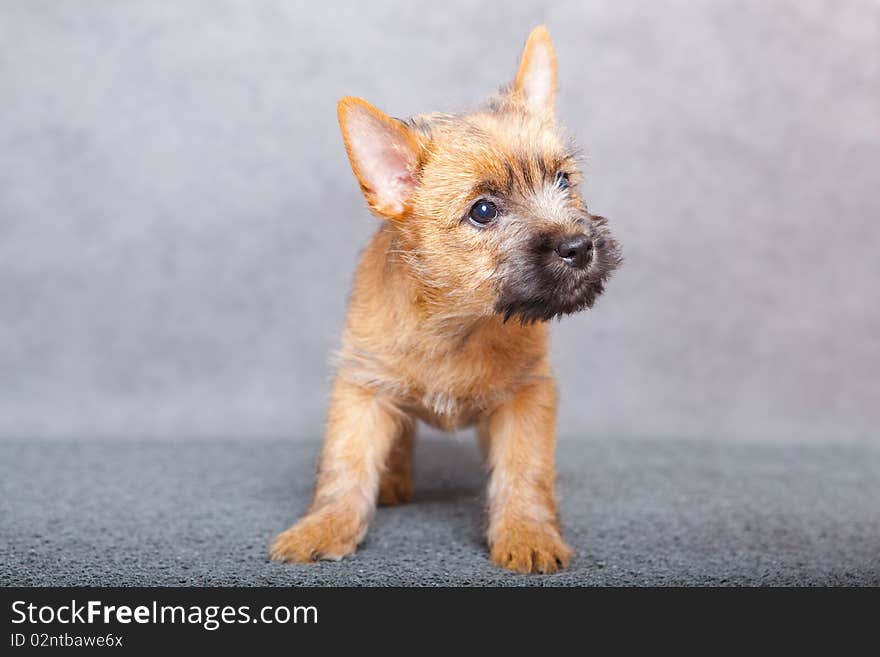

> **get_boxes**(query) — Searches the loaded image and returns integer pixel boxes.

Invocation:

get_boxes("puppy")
[270,26,621,574]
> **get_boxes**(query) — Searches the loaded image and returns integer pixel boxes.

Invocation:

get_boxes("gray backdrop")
[1,0,878,443]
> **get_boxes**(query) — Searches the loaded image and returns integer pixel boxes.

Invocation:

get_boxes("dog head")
[337,26,621,323]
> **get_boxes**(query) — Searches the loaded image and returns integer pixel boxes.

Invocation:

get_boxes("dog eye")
[468,200,498,225]
[555,172,571,190]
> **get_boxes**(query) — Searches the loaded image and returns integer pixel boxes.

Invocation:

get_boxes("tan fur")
[270,26,616,574]
[378,419,415,506]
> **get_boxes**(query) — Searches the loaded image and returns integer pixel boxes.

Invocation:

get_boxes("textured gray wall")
[1,1,878,442]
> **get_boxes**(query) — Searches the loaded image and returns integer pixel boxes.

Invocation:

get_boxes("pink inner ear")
[348,114,417,214]
[381,145,415,185]
[521,43,554,111]
[390,170,416,194]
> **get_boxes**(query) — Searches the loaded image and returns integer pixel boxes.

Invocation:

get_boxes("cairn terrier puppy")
[270,26,621,573]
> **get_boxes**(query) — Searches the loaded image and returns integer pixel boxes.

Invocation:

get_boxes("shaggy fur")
[270,26,621,574]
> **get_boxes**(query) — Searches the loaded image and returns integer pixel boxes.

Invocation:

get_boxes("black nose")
[555,234,593,268]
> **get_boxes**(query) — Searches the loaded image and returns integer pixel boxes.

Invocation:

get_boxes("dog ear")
[337,97,421,219]
[511,25,557,115]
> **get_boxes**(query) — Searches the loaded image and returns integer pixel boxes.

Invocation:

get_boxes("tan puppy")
[270,26,621,574]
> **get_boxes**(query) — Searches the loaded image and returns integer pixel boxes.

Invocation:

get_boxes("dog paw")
[490,522,572,574]
[378,473,413,506]
[269,511,359,563]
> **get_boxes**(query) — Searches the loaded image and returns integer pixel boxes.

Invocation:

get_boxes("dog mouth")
[495,220,622,324]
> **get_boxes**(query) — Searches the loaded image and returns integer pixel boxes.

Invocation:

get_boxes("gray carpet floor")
[2,437,879,586]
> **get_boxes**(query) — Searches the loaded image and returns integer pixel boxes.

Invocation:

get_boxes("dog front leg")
[378,420,415,506]
[270,377,407,562]
[484,372,572,574]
